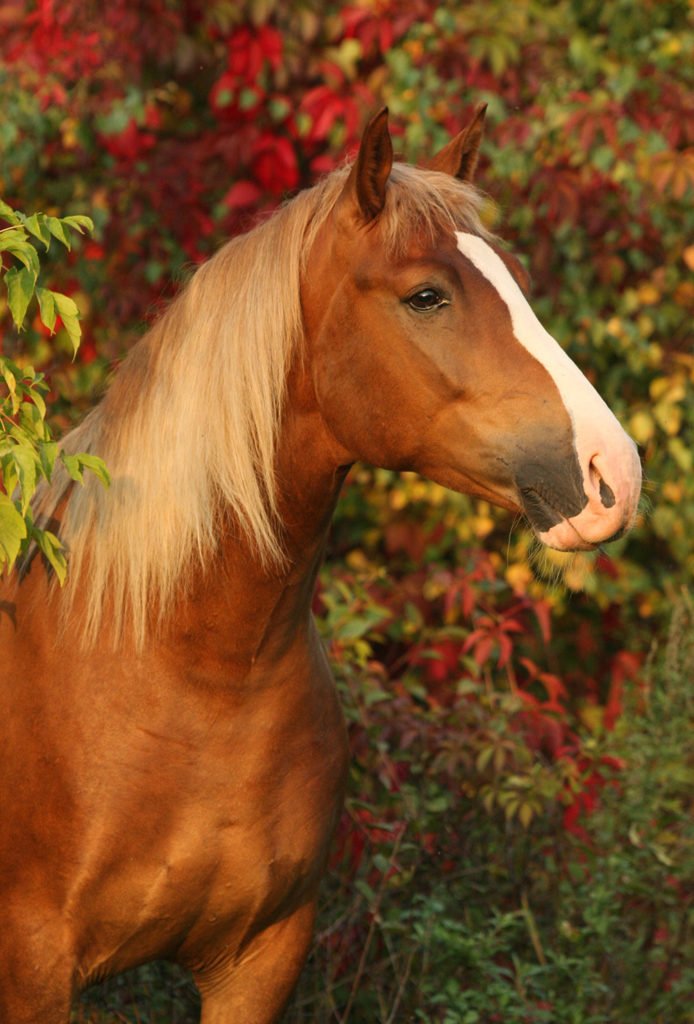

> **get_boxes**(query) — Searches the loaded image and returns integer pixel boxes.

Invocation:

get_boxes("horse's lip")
[519,484,565,535]
[541,519,597,552]
[520,487,601,551]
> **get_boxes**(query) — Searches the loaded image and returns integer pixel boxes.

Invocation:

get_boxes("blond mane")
[33,161,489,647]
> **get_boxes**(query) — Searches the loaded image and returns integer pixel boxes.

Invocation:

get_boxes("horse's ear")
[342,107,393,222]
[425,104,487,182]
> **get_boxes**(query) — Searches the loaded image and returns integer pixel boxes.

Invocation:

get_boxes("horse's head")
[303,108,641,551]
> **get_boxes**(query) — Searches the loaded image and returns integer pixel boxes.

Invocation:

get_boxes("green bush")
[281,591,694,1023]
[0,199,108,577]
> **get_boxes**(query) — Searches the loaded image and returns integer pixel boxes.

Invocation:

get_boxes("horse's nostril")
[588,456,616,509]
[598,477,615,508]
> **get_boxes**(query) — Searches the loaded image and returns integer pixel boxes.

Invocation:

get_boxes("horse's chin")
[537,519,598,552]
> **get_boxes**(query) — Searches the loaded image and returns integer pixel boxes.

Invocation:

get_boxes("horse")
[0,106,641,1023]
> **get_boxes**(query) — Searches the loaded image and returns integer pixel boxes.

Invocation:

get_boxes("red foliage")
[226,24,283,81]
[562,754,625,841]
[251,134,299,194]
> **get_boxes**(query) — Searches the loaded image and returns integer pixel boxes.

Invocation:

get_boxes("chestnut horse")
[0,108,640,1023]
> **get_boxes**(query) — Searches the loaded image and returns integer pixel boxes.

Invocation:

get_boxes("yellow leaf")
[606,316,625,338]
[654,402,682,436]
[659,35,681,56]
[346,549,370,571]
[674,280,694,307]
[471,514,495,538]
[649,376,672,400]
[628,824,642,847]
[518,802,534,829]
[506,562,532,594]
[662,480,683,503]
[630,405,659,442]
[579,703,604,735]
[636,313,654,337]
[653,845,675,867]
[564,554,592,592]
[637,282,660,305]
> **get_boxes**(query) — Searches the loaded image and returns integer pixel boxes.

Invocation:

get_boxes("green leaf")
[0,227,29,251]
[75,453,110,488]
[18,400,47,438]
[61,214,94,235]
[32,392,47,420]
[60,450,110,488]
[4,265,36,329]
[36,286,57,333]
[372,853,393,874]
[1,235,40,279]
[1,360,16,397]
[46,216,71,250]
[61,315,81,356]
[52,292,79,319]
[10,445,37,514]
[0,493,27,568]
[31,526,67,585]
[18,212,51,248]
[476,745,496,773]
[0,452,19,499]
[354,879,375,902]
[0,199,20,225]
[60,451,85,483]
[37,439,58,480]
[52,292,81,355]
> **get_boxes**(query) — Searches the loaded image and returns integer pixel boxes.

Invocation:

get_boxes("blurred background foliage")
[1,0,694,1020]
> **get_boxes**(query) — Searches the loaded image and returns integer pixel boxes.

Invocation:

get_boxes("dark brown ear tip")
[347,105,393,221]
[370,107,390,129]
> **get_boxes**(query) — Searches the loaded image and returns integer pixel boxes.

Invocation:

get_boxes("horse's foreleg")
[191,899,317,1024]
[0,918,74,1024]
[0,985,72,1024]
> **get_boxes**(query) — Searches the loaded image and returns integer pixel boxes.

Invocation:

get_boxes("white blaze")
[454,231,618,437]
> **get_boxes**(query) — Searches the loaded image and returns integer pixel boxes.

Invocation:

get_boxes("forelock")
[378,163,491,257]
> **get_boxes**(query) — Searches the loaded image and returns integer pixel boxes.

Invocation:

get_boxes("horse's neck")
[164,367,346,682]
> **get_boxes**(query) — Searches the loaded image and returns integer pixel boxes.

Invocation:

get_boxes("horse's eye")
[407,288,447,312]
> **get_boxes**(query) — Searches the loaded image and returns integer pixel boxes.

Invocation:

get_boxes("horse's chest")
[195,686,349,911]
[76,647,348,977]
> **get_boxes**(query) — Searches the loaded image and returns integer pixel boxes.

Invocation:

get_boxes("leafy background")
[1,0,694,1020]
